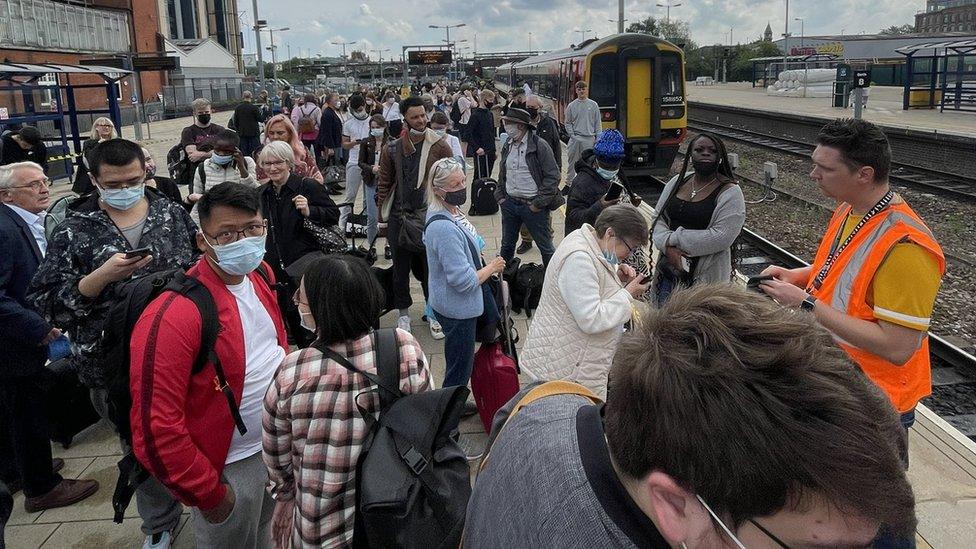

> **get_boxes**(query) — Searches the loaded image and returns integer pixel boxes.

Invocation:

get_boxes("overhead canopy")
[0,62,130,82]
[896,39,976,56]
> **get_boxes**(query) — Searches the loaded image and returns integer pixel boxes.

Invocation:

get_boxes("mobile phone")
[605,182,624,201]
[746,274,774,290]
[124,246,152,259]
[48,335,71,362]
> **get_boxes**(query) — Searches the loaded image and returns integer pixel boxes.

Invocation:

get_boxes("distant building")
[764,23,774,42]
[915,0,976,32]
[159,0,245,72]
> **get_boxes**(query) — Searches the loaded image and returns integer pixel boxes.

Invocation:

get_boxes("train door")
[626,58,653,138]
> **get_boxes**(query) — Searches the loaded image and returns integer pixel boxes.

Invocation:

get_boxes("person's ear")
[644,471,697,546]
[196,231,209,254]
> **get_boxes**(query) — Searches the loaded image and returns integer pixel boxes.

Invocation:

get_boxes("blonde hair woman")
[254,114,323,184]
[423,157,506,388]
[71,117,117,194]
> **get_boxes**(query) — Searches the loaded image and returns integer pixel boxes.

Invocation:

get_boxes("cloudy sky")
[241,0,923,61]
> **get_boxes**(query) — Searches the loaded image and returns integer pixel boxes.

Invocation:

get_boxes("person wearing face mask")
[141,147,184,205]
[519,204,649,398]
[27,139,198,549]
[128,182,288,548]
[456,86,476,156]
[71,117,117,194]
[339,95,376,234]
[376,96,454,338]
[429,112,464,169]
[381,93,403,138]
[650,132,745,306]
[466,90,498,180]
[424,158,506,389]
[494,107,563,267]
[513,94,563,254]
[254,115,324,184]
[263,254,431,547]
[565,130,627,236]
[189,129,258,226]
[356,114,389,255]
[180,98,226,184]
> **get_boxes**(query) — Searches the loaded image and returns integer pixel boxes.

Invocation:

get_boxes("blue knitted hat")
[593,129,625,162]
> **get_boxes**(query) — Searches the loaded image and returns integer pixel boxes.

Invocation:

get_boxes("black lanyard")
[810,190,893,291]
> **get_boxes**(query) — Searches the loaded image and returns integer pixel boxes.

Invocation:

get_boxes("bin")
[908,89,943,107]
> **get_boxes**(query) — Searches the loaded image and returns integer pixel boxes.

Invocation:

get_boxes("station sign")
[130,56,179,72]
[408,50,453,66]
[852,70,871,89]
[790,42,845,57]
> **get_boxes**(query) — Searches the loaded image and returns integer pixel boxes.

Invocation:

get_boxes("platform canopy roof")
[896,39,976,56]
[0,62,131,77]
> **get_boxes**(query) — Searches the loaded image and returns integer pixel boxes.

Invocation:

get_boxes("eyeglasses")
[94,123,113,128]
[9,178,51,191]
[697,495,792,549]
[262,160,287,167]
[204,221,267,246]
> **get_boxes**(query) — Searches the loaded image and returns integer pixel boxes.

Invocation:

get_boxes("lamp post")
[251,11,265,90]
[429,23,466,50]
[370,48,390,82]
[794,17,804,47]
[782,0,790,75]
[576,28,592,43]
[332,40,358,89]
[528,32,533,51]
[656,1,682,24]
[608,18,627,33]
[262,26,289,82]
[444,39,468,80]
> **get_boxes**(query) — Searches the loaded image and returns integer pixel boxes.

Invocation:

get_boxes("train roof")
[513,33,681,67]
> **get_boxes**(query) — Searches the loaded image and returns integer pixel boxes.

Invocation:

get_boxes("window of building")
[38,73,56,107]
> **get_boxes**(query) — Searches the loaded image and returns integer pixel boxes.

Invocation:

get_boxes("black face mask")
[145,165,157,178]
[692,159,719,177]
[197,113,211,125]
[444,189,467,206]
[525,107,539,119]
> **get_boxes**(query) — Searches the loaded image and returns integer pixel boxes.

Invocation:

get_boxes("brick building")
[915,0,976,33]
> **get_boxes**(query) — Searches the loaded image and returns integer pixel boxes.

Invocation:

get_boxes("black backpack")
[316,328,471,549]
[505,259,545,317]
[166,143,192,187]
[468,156,499,216]
[103,266,270,523]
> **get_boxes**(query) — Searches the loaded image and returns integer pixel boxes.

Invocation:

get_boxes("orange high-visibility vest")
[807,197,945,413]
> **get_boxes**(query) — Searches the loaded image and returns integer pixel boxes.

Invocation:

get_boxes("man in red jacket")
[129,182,287,548]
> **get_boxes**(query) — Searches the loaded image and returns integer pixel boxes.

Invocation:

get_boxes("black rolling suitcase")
[44,358,100,449]
[469,154,499,216]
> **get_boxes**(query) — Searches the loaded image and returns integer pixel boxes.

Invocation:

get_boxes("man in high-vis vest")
[760,118,945,446]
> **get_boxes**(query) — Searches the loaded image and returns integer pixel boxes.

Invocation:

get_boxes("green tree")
[878,24,916,35]
[730,40,783,82]
[627,16,695,49]
[627,16,660,36]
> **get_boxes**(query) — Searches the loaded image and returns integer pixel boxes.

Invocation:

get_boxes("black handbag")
[303,218,348,255]
[397,208,427,253]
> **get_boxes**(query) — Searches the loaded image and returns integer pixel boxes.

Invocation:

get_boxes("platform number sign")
[853,71,871,89]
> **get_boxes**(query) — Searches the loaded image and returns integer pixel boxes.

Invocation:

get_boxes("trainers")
[143,531,172,549]
[429,318,445,340]
[397,315,412,333]
[516,240,533,255]
[24,478,99,513]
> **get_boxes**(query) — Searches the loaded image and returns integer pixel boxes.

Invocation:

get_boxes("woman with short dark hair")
[520,204,650,399]
[262,254,431,547]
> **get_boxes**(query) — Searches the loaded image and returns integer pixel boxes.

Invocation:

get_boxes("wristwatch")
[800,294,817,312]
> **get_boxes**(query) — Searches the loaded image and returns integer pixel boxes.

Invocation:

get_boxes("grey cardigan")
[651,172,746,285]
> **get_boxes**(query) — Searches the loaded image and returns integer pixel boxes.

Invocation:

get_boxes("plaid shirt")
[262,328,431,547]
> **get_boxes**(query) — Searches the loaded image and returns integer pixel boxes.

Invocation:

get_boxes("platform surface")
[7,110,975,548]
[689,81,976,137]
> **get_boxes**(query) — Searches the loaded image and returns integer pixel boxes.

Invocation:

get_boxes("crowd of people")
[0,74,946,549]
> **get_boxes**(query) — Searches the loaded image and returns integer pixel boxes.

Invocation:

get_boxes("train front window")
[660,55,683,98]
[589,54,617,107]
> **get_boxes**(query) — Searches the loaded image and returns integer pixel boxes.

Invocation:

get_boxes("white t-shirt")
[382,101,402,121]
[343,115,372,165]
[224,276,286,464]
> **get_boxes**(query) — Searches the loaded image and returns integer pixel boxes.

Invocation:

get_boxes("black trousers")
[0,372,61,498]
[387,214,429,311]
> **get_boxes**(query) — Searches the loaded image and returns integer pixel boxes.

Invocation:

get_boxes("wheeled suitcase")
[468,155,499,216]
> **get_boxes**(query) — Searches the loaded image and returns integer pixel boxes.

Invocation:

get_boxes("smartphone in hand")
[746,274,774,291]
[124,246,152,260]
[604,182,624,201]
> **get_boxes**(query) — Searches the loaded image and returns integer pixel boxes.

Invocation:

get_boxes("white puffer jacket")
[521,225,634,399]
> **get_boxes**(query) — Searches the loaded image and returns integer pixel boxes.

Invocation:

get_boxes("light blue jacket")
[424,211,484,320]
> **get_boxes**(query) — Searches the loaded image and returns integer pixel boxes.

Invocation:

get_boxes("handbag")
[396,207,427,253]
[303,218,347,255]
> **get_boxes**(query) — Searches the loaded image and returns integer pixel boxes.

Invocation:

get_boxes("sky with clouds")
[241,0,924,61]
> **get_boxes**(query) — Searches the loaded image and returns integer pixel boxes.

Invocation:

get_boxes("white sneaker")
[429,318,445,340]
[143,531,172,549]
[397,315,412,333]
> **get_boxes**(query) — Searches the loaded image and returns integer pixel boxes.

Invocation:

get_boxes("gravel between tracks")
[679,134,976,345]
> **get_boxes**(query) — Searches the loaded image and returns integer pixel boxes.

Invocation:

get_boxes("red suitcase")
[471,342,520,433]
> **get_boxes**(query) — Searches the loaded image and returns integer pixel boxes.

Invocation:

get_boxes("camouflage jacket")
[28,189,199,388]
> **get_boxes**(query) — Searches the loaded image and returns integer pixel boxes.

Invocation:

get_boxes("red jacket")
[129,258,287,510]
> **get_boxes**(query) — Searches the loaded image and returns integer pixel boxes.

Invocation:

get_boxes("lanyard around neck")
[810,190,894,291]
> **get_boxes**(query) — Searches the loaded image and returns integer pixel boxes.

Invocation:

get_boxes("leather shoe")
[4,458,66,495]
[25,478,99,513]
[516,241,533,255]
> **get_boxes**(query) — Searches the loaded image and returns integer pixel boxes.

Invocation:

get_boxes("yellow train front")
[495,33,687,179]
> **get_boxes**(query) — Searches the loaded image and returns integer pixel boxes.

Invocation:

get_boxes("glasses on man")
[9,178,51,191]
[206,221,268,246]
[697,494,794,549]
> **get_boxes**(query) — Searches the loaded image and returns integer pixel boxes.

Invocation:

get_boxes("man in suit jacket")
[0,161,98,512]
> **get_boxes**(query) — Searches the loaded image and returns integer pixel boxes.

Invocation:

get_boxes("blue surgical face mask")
[433,128,447,138]
[211,153,234,166]
[602,236,620,265]
[370,128,385,137]
[209,235,267,276]
[98,184,144,211]
[596,166,618,180]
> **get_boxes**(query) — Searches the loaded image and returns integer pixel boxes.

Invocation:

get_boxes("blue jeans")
[499,199,555,266]
[364,183,379,246]
[433,310,477,388]
[872,409,917,549]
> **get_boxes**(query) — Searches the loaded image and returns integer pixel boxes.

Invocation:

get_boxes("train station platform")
[688,82,976,138]
[7,110,976,548]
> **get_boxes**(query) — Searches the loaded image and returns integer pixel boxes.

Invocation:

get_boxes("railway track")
[735,228,976,441]
[687,119,976,201]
